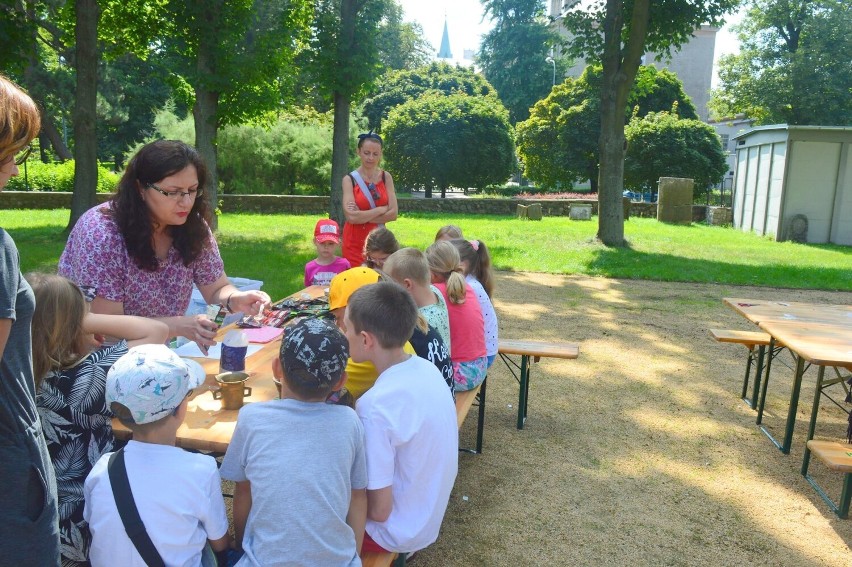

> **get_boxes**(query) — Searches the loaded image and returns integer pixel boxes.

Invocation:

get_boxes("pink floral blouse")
[58,203,224,318]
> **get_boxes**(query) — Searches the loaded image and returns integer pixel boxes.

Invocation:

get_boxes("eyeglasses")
[367,253,389,267]
[13,145,32,166]
[367,182,380,201]
[146,183,203,200]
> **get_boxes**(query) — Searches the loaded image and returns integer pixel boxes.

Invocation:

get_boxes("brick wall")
[0,191,720,222]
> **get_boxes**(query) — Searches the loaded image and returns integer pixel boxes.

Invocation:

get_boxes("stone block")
[527,203,543,220]
[657,177,694,224]
[707,206,732,226]
[517,204,528,219]
[570,204,592,220]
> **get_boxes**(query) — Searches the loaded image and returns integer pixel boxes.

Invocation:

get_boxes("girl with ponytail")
[425,241,488,392]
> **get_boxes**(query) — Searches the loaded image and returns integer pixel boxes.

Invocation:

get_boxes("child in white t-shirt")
[83,344,230,567]
[305,218,350,287]
[346,282,458,555]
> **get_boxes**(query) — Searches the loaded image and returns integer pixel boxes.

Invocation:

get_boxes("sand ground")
[421,271,852,566]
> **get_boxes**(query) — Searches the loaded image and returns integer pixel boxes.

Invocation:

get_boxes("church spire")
[437,15,452,59]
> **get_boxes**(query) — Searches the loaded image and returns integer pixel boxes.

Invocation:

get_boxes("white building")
[549,1,718,120]
[731,125,852,244]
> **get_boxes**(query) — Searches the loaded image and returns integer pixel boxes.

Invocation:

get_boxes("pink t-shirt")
[304,256,350,287]
[58,203,224,318]
[434,281,486,363]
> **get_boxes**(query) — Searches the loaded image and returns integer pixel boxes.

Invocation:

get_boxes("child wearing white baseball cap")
[83,344,231,567]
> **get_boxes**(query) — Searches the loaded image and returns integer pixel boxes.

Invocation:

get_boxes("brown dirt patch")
[422,272,852,566]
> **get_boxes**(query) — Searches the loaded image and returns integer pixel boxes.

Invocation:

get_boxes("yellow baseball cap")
[328,267,381,310]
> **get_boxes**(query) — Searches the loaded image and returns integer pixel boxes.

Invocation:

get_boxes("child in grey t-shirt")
[220,317,367,566]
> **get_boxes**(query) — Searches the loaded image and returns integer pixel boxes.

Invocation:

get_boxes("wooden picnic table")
[722,297,852,455]
[112,285,326,453]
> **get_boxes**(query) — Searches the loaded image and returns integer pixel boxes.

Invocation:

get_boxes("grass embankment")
[2,209,850,300]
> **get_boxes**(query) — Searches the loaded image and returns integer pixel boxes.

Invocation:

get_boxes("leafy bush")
[384,92,515,196]
[6,160,119,193]
[130,104,344,195]
[218,114,334,195]
[624,109,727,193]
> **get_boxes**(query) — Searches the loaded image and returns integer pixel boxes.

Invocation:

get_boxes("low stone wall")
[0,191,724,223]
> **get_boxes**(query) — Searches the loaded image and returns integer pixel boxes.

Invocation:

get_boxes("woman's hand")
[228,290,271,316]
[178,314,219,354]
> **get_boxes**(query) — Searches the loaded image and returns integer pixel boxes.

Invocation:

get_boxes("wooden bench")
[497,339,579,429]
[361,551,406,567]
[802,440,852,518]
[359,381,488,567]
[710,329,774,410]
[455,379,486,454]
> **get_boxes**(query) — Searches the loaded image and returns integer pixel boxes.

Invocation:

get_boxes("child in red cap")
[305,219,351,287]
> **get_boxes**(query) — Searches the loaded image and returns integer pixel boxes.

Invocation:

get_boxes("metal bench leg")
[475,376,486,454]
[517,355,530,429]
[756,338,776,425]
[801,366,826,475]
[741,346,755,400]
[746,345,766,409]
[839,474,852,519]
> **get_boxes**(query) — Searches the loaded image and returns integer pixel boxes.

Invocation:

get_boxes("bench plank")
[360,552,397,567]
[710,328,772,346]
[807,440,852,473]
[455,384,481,429]
[497,339,579,360]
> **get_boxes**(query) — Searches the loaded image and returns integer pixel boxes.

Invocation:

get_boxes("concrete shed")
[731,125,852,245]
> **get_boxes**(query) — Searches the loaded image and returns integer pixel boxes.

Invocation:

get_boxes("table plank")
[724,297,852,326]
[758,319,852,367]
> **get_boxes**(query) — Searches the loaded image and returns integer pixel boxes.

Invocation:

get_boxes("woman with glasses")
[59,140,270,353]
[0,74,62,566]
[341,131,398,267]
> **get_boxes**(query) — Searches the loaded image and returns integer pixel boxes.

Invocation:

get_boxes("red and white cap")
[314,219,341,244]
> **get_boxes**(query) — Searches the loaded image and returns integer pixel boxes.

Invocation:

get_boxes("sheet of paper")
[173,342,263,360]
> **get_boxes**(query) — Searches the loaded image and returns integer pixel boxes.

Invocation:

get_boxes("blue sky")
[396,0,744,88]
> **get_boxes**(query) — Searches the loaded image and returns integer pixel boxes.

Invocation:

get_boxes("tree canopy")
[361,62,497,132]
[517,65,698,191]
[624,108,727,193]
[383,92,514,198]
[476,0,566,123]
[710,0,852,126]
[562,0,737,246]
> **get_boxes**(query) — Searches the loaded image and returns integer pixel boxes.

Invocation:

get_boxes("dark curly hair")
[107,140,213,271]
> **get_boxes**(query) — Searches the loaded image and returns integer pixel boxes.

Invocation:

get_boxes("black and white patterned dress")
[36,340,128,567]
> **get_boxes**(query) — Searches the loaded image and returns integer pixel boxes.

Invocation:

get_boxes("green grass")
[2,209,850,300]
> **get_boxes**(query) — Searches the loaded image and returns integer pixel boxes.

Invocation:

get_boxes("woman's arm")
[197,274,270,317]
[232,480,252,549]
[83,313,169,347]
[348,488,367,554]
[369,172,398,225]
[90,295,218,350]
[0,319,11,364]
[342,175,389,225]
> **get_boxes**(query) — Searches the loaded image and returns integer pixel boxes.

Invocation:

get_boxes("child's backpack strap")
[350,170,378,210]
[108,449,166,567]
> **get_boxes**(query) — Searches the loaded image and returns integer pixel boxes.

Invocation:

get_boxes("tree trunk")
[193,0,221,230]
[596,0,650,246]
[193,89,219,228]
[329,0,358,228]
[41,115,73,161]
[67,0,99,232]
[330,90,349,227]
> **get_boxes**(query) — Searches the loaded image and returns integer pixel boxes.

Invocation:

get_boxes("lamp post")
[545,56,556,87]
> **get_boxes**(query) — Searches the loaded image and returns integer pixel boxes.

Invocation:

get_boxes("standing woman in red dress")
[341,132,398,267]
